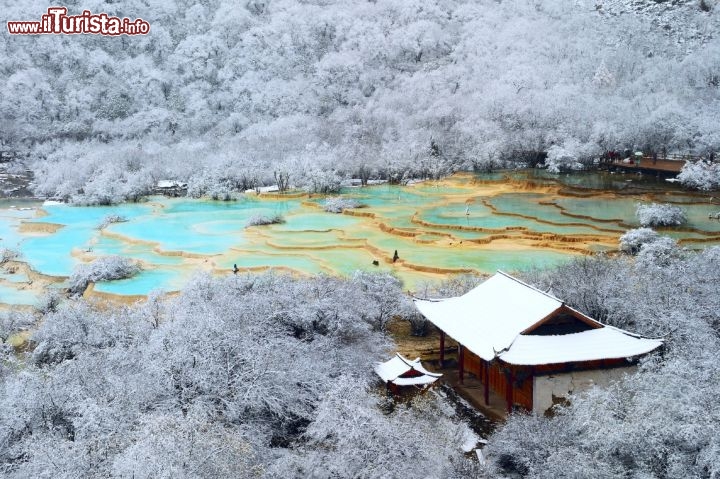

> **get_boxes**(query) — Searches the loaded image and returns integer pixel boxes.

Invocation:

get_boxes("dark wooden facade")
[439,305,634,413]
[459,350,629,413]
[462,349,533,412]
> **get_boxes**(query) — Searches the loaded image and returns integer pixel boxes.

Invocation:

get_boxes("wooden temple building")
[414,271,662,414]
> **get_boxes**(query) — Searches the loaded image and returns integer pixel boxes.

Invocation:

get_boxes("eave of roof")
[499,327,663,366]
[414,271,662,364]
[375,353,442,383]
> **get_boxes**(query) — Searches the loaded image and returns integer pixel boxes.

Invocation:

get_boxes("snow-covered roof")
[498,327,663,365]
[414,272,565,361]
[375,353,441,386]
[414,271,662,365]
[156,180,187,188]
[392,375,440,386]
[244,185,280,194]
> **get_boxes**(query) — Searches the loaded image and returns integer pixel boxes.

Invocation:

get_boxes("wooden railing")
[600,155,694,174]
[0,151,23,161]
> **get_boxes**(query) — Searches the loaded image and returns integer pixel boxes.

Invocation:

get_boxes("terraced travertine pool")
[1,170,719,306]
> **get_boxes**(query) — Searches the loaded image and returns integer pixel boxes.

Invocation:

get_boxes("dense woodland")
[0,272,480,477]
[1,0,719,202]
[2,238,720,477]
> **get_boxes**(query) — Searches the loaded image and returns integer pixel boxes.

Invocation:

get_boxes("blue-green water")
[0,283,39,306]
[1,171,718,305]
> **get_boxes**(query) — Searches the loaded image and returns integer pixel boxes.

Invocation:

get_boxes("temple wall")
[532,366,637,414]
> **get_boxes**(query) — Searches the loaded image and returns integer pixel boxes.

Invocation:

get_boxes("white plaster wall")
[532,366,636,414]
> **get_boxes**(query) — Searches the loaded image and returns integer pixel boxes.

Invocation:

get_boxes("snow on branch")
[0,248,21,264]
[636,203,687,227]
[245,214,285,226]
[97,214,128,230]
[619,227,661,254]
[677,161,720,191]
[323,197,364,213]
[68,256,141,295]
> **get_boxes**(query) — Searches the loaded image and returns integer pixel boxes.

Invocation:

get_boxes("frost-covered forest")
[2,0,719,201]
[2,241,719,477]
[0,272,479,477]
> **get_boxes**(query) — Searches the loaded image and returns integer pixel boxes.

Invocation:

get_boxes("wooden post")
[506,368,513,414]
[483,360,490,406]
[458,345,464,385]
[439,330,445,368]
[529,366,535,412]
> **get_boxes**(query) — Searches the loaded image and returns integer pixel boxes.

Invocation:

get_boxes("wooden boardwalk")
[601,155,702,175]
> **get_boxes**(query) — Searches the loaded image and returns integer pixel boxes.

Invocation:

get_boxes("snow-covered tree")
[67,256,141,295]
[544,139,599,173]
[0,272,481,477]
[677,160,720,191]
[619,227,661,254]
[323,197,363,213]
[636,203,687,227]
[245,214,284,226]
[2,0,716,202]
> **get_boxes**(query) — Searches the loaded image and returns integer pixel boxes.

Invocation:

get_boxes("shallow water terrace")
[1,171,719,306]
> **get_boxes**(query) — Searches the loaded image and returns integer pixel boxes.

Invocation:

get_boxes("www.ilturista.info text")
[7,7,150,35]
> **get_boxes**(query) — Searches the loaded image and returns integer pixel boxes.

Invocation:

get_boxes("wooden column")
[458,345,464,385]
[439,330,445,367]
[529,366,535,412]
[483,360,490,406]
[505,368,513,414]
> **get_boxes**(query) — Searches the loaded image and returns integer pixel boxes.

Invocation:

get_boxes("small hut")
[154,180,188,197]
[375,353,442,392]
[414,271,662,414]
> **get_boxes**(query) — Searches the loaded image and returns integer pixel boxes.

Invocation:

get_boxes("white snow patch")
[156,180,187,189]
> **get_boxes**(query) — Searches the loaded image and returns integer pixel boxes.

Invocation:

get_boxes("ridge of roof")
[496,270,564,304]
[415,272,565,361]
[395,353,443,378]
[412,272,562,305]
[395,352,420,366]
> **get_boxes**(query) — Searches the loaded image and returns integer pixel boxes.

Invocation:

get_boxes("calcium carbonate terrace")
[1,170,719,307]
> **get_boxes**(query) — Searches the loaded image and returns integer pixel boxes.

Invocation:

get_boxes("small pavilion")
[414,271,662,414]
[375,353,442,392]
